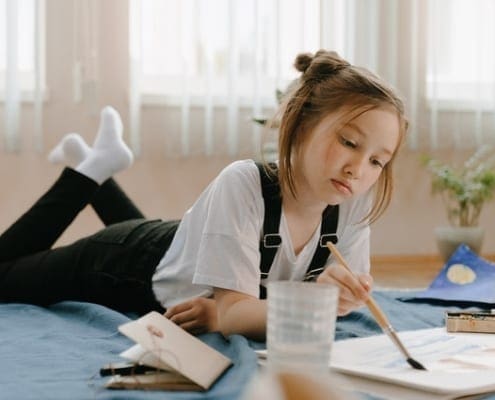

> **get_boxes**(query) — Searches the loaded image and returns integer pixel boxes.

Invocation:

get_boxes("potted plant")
[422,146,495,260]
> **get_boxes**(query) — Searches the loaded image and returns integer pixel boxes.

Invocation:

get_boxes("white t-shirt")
[152,159,371,308]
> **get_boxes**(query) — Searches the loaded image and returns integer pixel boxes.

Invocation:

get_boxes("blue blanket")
[1,292,493,400]
[0,302,257,400]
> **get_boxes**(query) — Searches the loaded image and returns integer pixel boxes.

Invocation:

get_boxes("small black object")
[99,362,158,377]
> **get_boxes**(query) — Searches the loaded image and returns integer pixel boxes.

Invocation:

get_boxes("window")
[132,0,321,106]
[0,0,43,99]
[427,0,495,109]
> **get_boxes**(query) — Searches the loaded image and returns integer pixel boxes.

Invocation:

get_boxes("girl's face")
[294,107,400,207]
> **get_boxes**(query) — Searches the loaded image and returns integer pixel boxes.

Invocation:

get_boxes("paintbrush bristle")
[407,357,427,370]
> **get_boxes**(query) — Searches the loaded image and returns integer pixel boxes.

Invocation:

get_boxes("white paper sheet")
[257,328,495,399]
[330,327,495,397]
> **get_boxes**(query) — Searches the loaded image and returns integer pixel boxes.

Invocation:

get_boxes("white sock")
[75,106,133,184]
[48,133,91,168]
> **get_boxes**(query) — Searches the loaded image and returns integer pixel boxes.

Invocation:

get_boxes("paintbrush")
[326,242,427,371]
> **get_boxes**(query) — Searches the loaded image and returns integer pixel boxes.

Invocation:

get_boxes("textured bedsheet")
[1,291,493,400]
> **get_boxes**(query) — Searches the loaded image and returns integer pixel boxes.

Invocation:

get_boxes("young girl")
[0,50,407,340]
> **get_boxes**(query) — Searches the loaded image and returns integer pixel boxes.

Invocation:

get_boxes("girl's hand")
[164,297,218,335]
[316,264,373,316]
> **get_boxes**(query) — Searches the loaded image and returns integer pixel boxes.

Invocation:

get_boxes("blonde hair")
[271,50,408,224]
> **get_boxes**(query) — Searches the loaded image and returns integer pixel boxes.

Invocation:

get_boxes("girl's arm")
[214,268,371,340]
[214,287,267,341]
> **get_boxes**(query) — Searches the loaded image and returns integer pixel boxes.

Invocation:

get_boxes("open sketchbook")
[330,327,495,400]
[105,311,232,391]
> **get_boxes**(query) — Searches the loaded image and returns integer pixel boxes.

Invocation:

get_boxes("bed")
[2,291,494,400]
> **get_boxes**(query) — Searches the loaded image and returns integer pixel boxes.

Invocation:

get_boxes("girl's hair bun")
[294,53,313,73]
[294,50,351,78]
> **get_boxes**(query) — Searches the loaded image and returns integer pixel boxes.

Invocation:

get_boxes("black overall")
[0,164,338,314]
[256,163,339,299]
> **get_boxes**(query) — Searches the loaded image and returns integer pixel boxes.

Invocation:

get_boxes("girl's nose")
[343,156,365,178]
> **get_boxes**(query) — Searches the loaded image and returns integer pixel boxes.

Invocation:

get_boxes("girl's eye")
[371,158,384,168]
[339,136,356,148]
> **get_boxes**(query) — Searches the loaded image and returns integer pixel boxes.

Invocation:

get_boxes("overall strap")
[256,162,282,280]
[255,162,339,299]
[302,205,339,282]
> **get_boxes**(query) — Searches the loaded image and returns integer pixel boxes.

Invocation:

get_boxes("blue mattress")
[1,291,493,400]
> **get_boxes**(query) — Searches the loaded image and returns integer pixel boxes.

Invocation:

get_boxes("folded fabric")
[400,244,495,306]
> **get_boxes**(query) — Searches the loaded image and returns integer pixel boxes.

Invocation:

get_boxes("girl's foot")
[48,133,91,168]
[75,106,134,184]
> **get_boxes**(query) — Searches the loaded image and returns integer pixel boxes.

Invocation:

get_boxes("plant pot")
[434,226,485,261]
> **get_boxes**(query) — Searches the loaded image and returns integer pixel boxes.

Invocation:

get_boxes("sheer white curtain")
[0,0,44,152]
[128,0,495,157]
[129,0,322,157]
[425,0,495,149]
[369,0,495,150]
[326,0,495,150]
[72,0,100,117]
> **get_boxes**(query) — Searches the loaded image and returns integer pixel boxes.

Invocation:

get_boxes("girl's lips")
[331,179,353,195]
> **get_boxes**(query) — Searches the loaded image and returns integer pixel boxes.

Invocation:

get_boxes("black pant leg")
[0,168,98,262]
[91,178,145,226]
[0,219,178,314]
[0,239,88,305]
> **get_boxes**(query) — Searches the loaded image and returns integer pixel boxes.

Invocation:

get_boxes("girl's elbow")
[217,316,234,338]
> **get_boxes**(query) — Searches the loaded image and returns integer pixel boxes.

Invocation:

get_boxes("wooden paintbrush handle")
[325,242,425,369]
[326,242,390,329]
[365,296,390,329]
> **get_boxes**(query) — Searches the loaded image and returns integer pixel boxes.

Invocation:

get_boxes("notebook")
[105,311,232,391]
